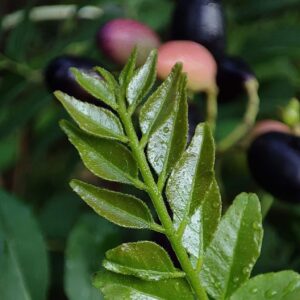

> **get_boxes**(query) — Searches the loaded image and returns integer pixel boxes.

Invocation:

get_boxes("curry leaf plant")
[56,50,300,300]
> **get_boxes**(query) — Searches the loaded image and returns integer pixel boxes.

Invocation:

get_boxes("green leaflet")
[55,91,127,142]
[139,63,182,139]
[103,241,185,281]
[60,120,138,185]
[166,123,215,227]
[126,50,157,107]
[181,179,221,261]
[230,271,300,300]
[65,214,121,300]
[119,48,137,89]
[166,123,220,260]
[93,271,194,300]
[70,180,155,229]
[95,66,119,92]
[71,68,117,109]
[200,193,263,300]
[0,190,49,300]
[147,76,188,181]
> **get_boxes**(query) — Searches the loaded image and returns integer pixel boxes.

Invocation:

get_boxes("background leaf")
[230,271,300,300]
[103,241,184,281]
[60,120,138,185]
[65,213,122,300]
[0,189,49,300]
[200,193,263,299]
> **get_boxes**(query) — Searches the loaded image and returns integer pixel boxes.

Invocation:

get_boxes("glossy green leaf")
[70,180,155,229]
[200,193,263,299]
[60,120,138,185]
[93,270,194,300]
[230,271,300,300]
[0,189,49,300]
[147,76,188,180]
[126,50,157,107]
[71,68,117,109]
[103,241,185,281]
[55,91,126,142]
[119,48,137,89]
[166,123,215,225]
[181,179,221,260]
[95,67,119,92]
[65,214,121,300]
[139,63,182,138]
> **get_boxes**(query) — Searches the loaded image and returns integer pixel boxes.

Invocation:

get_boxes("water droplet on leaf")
[252,221,262,230]
[265,289,278,298]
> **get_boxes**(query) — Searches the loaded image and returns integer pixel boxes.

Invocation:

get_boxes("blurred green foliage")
[0,0,300,299]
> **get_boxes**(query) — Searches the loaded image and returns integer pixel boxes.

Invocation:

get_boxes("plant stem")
[117,98,208,300]
[217,79,260,154]
[206,86,218,133]
[1,5,103,30]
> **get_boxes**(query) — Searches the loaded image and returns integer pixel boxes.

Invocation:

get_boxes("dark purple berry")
[217,56,255,102]
[171,0,226,58]
[44,55,100,101]
[247,131,300,203]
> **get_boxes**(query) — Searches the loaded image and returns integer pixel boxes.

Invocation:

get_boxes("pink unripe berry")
[250,120,291,141]
[97,18,161,66]
[157,41,217,92]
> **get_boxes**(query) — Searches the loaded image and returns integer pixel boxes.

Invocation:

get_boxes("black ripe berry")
[171,0,226,58]
[216,56,255,102]
[247,131,300,203]
[44,56,99,101]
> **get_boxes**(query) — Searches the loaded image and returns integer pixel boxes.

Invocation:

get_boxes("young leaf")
[166,123,215,228]
[65,214,121,300]
[200,193,263,299]
[55,91,127,142]
[139,63,182,139]
[181,179,221,260]
[71,68,117,109]
[147,76,188,181]
[119,48,137,89]
[103,241,185,281]
[60,120,138,185]
[0,190,49,300]
[70,180,155,229]
[230,271,300,300]
[95,66,119,92]
[126,50,157,107]
[93,271,194,300]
